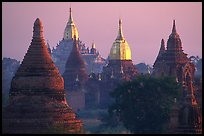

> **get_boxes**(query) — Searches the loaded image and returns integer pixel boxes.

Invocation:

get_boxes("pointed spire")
[33,18,44,38]
[172,20,177,34]
[68,6,74,23]
[153,39,166,67]
[116,18,124,40]
[157,38,166,58]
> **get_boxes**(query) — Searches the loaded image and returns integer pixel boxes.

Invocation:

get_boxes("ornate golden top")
[63,7,79,40]
[109,18,131,60]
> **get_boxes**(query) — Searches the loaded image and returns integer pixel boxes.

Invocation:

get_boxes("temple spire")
[116,18,124,40]
[33,18,44,38]
[172,20,177,34]
[157,38,166,57]
[68,6,73,23]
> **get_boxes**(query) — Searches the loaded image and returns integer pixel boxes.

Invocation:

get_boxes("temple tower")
[97,18,139,108]
[51,7,105,74]
[63,36,88,111]
[63,36,88,91]
[2,18,84,134]
[63,7,79,40]
[152,20,202,134]
[103,18,139,81]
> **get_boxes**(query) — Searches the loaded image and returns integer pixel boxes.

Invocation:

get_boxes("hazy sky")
[2,2,202,65]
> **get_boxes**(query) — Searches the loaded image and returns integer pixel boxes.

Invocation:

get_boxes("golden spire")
[63,6,79,40]
[116,18,124,40]
[109,18,131,60]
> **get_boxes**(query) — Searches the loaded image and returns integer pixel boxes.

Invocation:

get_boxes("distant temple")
[51,7,106,75]
[2,18,84,134]
[85,18,140,108]
[63,36,88,111]
[152,20,202,134]
[102,18,139,81]
[62,18,140,111]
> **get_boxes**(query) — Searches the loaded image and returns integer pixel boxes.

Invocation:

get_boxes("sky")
[2,2,202,65]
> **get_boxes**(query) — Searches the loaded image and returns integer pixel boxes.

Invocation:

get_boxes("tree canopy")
[108,75,182,134]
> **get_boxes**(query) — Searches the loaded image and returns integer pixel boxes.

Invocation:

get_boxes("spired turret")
[2,18,84,134]
[153,39,166,68]
[109,18,131,60]
[152,20,202,134]
[103,18,139,81]
[63,7,79,40]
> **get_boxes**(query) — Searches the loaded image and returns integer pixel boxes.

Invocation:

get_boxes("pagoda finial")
[116,18,124,40]
[172,19,177,34]
[33,18,44,38]
[69,5,73,23]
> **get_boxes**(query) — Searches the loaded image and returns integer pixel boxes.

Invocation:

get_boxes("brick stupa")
[63,36,88,91]
[2,18,84,134]
[62,36,88,111]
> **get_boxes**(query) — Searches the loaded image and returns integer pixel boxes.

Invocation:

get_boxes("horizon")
[2,2,202,66]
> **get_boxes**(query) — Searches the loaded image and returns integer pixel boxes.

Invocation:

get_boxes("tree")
[108,75,182,134]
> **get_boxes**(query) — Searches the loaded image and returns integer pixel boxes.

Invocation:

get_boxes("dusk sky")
[2,2,202,65]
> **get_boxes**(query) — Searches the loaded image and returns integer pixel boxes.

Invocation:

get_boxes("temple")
[63,35,88,111]
[85,18,140,108]
[152,20,202,134]
[51,7,106,75]
[2,18,84,134]
[102,18,139,81]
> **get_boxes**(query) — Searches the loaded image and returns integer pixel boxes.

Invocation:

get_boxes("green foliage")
[108,75,182,134]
